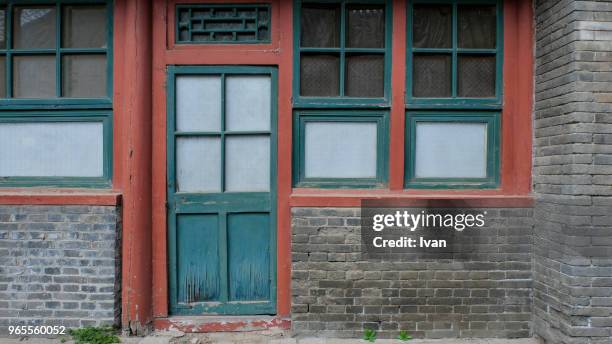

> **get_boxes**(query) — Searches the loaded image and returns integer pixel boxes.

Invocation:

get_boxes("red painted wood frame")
[150,0,534,328]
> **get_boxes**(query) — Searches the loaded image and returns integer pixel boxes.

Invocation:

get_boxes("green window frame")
[404,112,499,189]
[175,3,271,44]
[0,0,113,187]
[293,0,392,107]
[293,111,389,188]
[0,0,113,108]
[406,0,503,109]
[0,111,113,188]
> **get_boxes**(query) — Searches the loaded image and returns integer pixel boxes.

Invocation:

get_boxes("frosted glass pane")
[305,122,377,178]
[176,76,222,132]
[225,136,270,192]
[415,122,487,178]
[226,75,271,132]
[0,122,103,177]
[176,137,221,192]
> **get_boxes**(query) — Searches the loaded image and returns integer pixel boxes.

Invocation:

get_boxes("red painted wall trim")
[276,0,293,318]
[290,193,533,208]
[499,0,533,195]
[389,0,407,190]
[115,0,153,334]
[0,189,121,206]
[151,0,169,319]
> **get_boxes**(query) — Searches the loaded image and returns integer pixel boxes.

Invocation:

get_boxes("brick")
[0,205,120,328]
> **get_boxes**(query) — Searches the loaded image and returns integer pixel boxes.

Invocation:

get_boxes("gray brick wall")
[0,205,121,332]
[534,0,612,343]
[291,207,534,339]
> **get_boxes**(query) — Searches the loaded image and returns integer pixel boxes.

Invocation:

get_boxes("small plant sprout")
[363,328,377,342]
[398,330,413,341]
[68,326,120,344]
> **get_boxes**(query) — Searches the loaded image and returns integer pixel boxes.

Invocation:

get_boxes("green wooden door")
[167,66,277,315]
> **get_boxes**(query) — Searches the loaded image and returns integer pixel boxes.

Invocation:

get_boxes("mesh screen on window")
[299,2,386,99]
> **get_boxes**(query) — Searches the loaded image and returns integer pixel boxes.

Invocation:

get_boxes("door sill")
[153,315,290,332]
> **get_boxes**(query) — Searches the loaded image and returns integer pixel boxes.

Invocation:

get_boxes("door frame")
[166,65,278,315]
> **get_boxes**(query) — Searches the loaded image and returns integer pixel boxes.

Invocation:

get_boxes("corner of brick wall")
[0,205,121,332]
[534,0,612,342]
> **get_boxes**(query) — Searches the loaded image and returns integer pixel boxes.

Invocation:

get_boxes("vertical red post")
[389,0,407,190]
[114,0,153,334]
[276,0,293,317]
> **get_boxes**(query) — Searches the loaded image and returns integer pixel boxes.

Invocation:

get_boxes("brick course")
[0,205,121,331]
[291,207,534,339]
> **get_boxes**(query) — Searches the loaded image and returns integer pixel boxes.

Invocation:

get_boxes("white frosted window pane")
[415,122,487,178]
[226,75,271,132]
[176,76,222,132]
[225,136,270,192]
[176,137,221,192]
[0,122,103,177]
[304,122,377,178]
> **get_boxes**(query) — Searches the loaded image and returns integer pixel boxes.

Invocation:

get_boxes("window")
[407,0,502,106]
[173,69,274,193]
[294,0,391,105]
[293,111,388,188]
[176,4,271,44]
[0,0,112,187]
[405,0,502,189]
[405,112,499,188]
[293,0,391,188]
[293,0,503,189]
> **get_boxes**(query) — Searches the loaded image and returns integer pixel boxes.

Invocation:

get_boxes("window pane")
[226,75,271,132]
[13,55,55,98]
[301,4,340,47]
[347,5,384,48]
[458,55,496,98]
[0,8,6,49]
[0,122,103,177]
[305,122,377,178]
[13,6,56,49]
[415,122,487,178]
[62,54,106,98]
[413,5,451,48]
[300,54,339,97]
[458,5,496,49]
[225,135,270,192]
[413,54,451,98]
[176,75,222,132]
[176,137,221,192]
[346,54,384,97]
[63,5,107,48]
[0,56,5,98]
